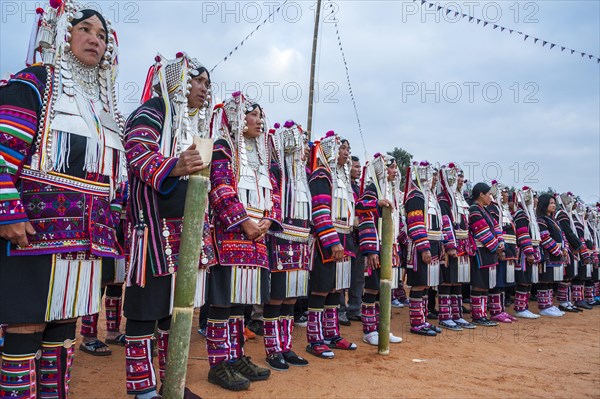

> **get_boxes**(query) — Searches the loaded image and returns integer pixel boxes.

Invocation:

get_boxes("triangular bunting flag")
[421,0,426,4]
[571,49,575,54]
[437,5,442,11]
[446,9,452,15]
[476,19,481,24]
[597,58,600,63]
[454,11,460,17]
[581,52,585,57]
[509,29,514,34]
[561,46,565,51]
[589,55,594,59]
[524,35,529,41]
[534,38,538,44]
[483,21,488,27]
[493,24,498,29]
[469,16,474,22]
[462,13,467,18]
[550,44,555,49]
[428,3,434,9]
[501,27,505,32]
[543,41,547,47]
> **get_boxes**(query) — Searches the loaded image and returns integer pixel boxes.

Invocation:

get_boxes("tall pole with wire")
[306,0,322,140]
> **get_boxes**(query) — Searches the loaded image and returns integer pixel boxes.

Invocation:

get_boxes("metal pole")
[306,0,322,140]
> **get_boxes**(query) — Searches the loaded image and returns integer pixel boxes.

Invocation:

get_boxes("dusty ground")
[71,304,600,399]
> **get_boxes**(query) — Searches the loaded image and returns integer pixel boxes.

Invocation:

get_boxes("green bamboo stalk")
[378,206,393,355]
[163,138,212,399]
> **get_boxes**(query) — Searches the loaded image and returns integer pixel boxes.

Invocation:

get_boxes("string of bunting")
[327,1,367,154]
[415,0,599,64]
[211,0,290,72]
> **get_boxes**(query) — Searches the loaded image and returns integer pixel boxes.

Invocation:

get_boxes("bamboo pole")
[378,207,393,355]
[163,137,213,399]
[306,0,322,140]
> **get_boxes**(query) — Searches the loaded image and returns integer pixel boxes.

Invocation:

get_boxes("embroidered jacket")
[0,66,124,257]
[210,138,282,268]
[537,215,564,267]
[124,97,216,281]
[469,203,502,268]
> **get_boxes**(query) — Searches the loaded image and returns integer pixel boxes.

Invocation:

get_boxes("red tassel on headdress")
[140,64,157,103]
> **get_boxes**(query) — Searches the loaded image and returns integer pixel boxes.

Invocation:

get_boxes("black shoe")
[208,361,250,391]
[247,320,264,336]
[472,317,498,327]
[410,325,437,336]
[282,350,309,366]
[574,300,593,310]
[530,294,538,301]
[347,314,362,322]
[294,314,308,327]
[266,353,289,371]
[427,310,439,320]
[558,304,579,313]
[231,356,271,381]
[338,312,351,326]
[425,323,442,334]
[462,305,471,314]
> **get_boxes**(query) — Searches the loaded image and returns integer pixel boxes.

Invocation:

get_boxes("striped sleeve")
[538,218,562,257]
[124,98,178,194]
[0,69,44,225]
[209,140,248,230]
[469,206,499,252]
[514,210,534,255]
[438,197,456,251]
[309,167,340,249]
[357,184,379,254]
[405,192,430,253]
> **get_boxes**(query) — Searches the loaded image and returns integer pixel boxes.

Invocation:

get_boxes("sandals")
[106,333,127,346]
[79,339,112,356]
[305,344,335,359]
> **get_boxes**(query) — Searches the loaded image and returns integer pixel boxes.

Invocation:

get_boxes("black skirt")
[123,263,173,322]
[470,258,491,290]
[207,265,270,306]
[309,255,337,293]
[364,267,380,291]
[0,240,52,324]
[440,257,459,284]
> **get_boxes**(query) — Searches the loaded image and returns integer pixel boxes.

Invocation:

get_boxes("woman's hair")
[471,182,490,203]
[72,9,108,43]
[536,193,554,218]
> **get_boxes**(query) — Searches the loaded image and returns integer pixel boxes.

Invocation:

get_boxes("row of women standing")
[1,2,599,399]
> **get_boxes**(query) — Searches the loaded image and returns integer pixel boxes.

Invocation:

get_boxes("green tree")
[386,147,413,184]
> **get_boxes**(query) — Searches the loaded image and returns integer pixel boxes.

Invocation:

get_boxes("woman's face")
[187,71,210,109]
[480,191,493,206]
[547,198,556,215]
[337,142,350,166]
[70,16,107,67]
[244,107,263,138]
[387,162,398,182]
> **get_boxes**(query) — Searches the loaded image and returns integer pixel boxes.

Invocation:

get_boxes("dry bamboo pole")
[378,207,393,355]
[163,137,213,398]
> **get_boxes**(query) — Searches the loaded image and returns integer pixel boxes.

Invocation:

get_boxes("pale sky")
[1,0,598,202]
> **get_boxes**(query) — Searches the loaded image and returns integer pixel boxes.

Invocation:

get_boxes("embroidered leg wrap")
[470,293,484,320]
[323,294,340,340]
[536,285,552,310]
[262,304,281,356]
[450,286,463,320]
[514,286,529,312]
[206,307,231,368]
[409,290,425,327]
[487,290,503,317]
[279,304,295,353]
[437,285,451,322]
[584,282,595,302]
[306,295,326,345]
[105,298,122,333]
[79,313,98,338]
[361,293,378,334]
[572,283,584,302]
[156,329,168,382]
[228,306,245,361]
[39,322,76,399]
[594,282,600,297]
[0,331,42,399]
[125,334,155,395]
[422,289,429,319]
[556,282,569,303]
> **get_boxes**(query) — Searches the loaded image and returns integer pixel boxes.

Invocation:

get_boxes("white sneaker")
[550,306,565,315]
[389,332,403,343]
[514,310,540,319]
[539,307,564,317]
[363,332,379,346]
[391,299,404,308]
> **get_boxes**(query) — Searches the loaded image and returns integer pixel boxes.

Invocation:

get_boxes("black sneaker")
[282,350,309,366]
[427,310,439,320]
[208,361,250,391]
[247,320,264,336]
[472,317,499,327]
[338,312,351,326]
[294,314,308,327]
[266,353,289,371]
[231,356,271,381]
